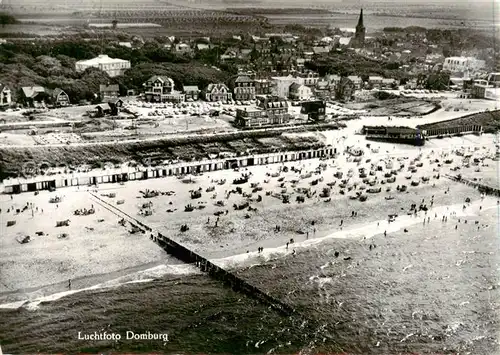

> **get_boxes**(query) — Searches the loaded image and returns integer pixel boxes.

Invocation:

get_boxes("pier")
[88,192,297,316]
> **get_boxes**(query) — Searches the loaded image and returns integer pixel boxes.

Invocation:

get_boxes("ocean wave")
[0,264,200,311]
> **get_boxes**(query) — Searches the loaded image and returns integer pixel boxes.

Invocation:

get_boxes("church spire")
[357,8,364,29]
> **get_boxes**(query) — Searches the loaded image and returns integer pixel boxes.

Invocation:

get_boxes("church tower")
[353,9,365,48]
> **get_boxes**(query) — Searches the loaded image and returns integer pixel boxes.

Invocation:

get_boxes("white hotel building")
[75,54,131,77]
[442,56,485,77]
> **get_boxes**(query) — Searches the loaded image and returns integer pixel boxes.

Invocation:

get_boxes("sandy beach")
[1,121,497,305]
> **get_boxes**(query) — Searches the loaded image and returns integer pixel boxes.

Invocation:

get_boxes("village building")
[270,75,303,98]
[368,76,384,88]
[203,83,232,102]
[442,56,486,76]
[289,83,313,101]
[297,70,320,87]
[75,54,131,77]
[362,125,425,146]
[21,86,50,107]
[234,107,266,128]
[256,95,290,125]
[100,84,120,101]
[235,95,290,128]
[183,85,200,101]
[95,98,123,117]
[324,74,342,88]
[301,100,326,121]
[174,43,193,56]
[195,43,211,51]
[143,75,184,103]
[350,9,366,48]
[0,83,11,107]
[314,80,333,100]
[50,88,70,107]
[232,74,256,101]
[254,79,271,96]
[335,77,356,102]
[347,75,363,90]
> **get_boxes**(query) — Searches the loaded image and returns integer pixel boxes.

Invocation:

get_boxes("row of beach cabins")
[2,147,336,194]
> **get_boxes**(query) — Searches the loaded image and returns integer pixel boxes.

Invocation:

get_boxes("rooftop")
[76,54,130,65]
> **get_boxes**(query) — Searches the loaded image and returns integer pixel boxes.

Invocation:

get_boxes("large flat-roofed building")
[75,54,131,77]
[442,57,485,76]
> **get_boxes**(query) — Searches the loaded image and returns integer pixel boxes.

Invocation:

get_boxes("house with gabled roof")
[143,75,184,103]
[50,88,70,107]
[289,82,313,101]
[21,86,50,107]
[100,84,120,101]
[203,83,232,102]
[336,77,356,102]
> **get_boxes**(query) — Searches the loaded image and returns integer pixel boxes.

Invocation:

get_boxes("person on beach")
[68,279,71,290]
[286,242,289,250]
[384,230,387,237]
[340,220,344,226]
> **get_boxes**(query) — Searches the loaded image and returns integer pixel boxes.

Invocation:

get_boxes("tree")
[0,12,17,28]
[249,47,260,62]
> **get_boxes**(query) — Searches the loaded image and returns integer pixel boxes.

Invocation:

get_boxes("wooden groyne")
[154,232,296,315]
[445,174,500,197]
[88,192,296,316]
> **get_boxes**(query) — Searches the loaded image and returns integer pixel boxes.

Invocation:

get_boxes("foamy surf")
[0,263,200,310]
[211,198,490,271]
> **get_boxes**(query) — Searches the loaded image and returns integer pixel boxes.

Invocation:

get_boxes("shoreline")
[1,193,494,310]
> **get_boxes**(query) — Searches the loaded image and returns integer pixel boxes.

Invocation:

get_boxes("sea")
[1,195,498,354]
